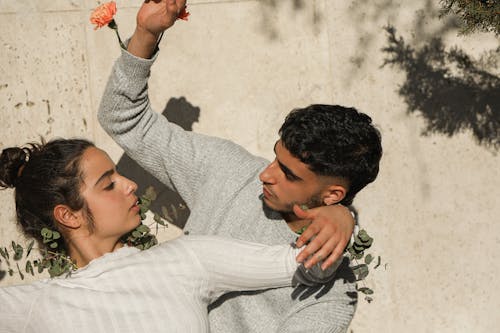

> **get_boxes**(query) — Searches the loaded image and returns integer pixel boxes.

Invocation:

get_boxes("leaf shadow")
[258,0,321,40]
[382,25,500,150]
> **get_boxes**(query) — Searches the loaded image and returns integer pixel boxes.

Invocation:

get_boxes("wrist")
[128,27,161,59]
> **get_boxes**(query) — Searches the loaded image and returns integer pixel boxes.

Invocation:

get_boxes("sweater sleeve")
[97,49,261,208]
[178,235,301,302]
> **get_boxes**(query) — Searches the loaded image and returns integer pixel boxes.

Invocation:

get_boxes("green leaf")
[132,231,142,238]
[49,242,58,249]
[41,227,51,237]
[161,206,171,221]
[352,252,363,260]
[136,224,150,233]
[144,186,157,201]
[48,264,62,277]
[352,243,365,253]
[12,242,23,261]
[358,287,374,295]
[17,263,24,280]
[52,231,61,240]
[26,240,35,258]
[170,203,178,220]
[0,247,9,260]
[153,214,166,226]
[365,296,373,303]
[365,254,374,265]
[25,261,34,276]
[352,264,369,280]
[358,229,370,242]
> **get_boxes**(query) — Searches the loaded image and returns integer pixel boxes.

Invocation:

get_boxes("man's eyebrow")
[277,160,302,181]
[273,141,279,154]
[94,169,114,187]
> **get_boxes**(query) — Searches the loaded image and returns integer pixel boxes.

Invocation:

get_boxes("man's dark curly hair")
[279,104,382,206]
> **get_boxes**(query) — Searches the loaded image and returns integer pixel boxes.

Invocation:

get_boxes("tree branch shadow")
[345,0,460,86]
[382,25,500,150]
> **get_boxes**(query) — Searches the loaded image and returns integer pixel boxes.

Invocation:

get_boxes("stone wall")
[1,1,499,331]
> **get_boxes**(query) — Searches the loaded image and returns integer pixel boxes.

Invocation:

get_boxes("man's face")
[259,140,326,213]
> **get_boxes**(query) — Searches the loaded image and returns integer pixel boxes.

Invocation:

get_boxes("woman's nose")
[124,178,138,195]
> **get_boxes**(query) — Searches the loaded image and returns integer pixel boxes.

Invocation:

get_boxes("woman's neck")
[67,237,124,268]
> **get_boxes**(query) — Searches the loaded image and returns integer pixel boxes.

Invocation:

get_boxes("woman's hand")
[294,204,355,270]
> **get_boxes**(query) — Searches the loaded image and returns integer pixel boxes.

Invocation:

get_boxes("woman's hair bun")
[0,146,30,188]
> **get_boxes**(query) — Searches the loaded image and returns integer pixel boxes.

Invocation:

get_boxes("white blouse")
[0,235,300,333]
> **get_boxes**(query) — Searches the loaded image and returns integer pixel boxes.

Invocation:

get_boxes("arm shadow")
[115,97,200,229]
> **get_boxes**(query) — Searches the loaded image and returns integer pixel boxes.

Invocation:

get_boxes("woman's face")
[78,147,141,240]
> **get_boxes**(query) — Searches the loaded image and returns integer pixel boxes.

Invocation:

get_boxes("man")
[98,1,382,331]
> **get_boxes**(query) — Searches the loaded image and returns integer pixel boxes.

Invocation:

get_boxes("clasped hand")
[294,204,354,270]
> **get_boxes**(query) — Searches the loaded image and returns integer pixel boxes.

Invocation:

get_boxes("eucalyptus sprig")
[346,228,384,303]
[0,186,181,282]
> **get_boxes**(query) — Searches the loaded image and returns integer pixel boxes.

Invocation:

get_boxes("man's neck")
[281,212,310,234]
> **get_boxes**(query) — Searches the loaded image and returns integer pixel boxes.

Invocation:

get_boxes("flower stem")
[107,19,126,50]
[114,28,126,50]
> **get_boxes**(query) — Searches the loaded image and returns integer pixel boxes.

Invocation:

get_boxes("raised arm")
[98,0,259,207]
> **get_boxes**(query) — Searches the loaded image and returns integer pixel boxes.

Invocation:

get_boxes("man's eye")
[104,182,115,190]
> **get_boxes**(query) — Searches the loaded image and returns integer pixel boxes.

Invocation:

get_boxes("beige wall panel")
[1,0,499,331]
[324,1,500,332]
[0,7,91,284]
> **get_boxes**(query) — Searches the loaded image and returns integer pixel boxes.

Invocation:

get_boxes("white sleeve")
[0,283,41,332]
[179,235,300,301]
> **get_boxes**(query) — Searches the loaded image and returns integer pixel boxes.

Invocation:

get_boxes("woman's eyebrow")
[94,169,114,186]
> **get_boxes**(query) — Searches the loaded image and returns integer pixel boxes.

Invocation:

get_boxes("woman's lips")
[130,198,140,211]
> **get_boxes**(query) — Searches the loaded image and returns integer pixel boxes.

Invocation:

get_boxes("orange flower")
[177,6,190,21]
[90,1,117,30]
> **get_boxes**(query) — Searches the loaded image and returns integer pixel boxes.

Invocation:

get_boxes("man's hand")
[294,204,355,270]
[128,0,187,58]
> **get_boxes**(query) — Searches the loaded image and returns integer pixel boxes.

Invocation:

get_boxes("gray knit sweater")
[98,49,357,333]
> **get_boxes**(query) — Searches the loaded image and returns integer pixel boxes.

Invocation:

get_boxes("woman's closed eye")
[104,181,115,191]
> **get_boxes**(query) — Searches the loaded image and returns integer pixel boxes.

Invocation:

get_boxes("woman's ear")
[322,185,347,206]
[53,204,82,229]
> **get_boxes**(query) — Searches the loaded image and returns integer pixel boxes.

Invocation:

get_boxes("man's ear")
[53,204,82,229]
[322,185,347,206]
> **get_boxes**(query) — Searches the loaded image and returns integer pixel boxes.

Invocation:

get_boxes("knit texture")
[0,236,301,333]
[98,49,357,333]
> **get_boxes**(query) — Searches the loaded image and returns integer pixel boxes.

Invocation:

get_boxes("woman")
[0,139,319,333]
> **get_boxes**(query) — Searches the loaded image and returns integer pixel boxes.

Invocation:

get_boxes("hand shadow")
[290,257,357,302]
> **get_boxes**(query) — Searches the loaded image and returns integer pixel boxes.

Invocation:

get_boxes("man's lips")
[262,186,274,198]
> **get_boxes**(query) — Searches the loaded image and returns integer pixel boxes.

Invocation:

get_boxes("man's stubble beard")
[279,192,324,215]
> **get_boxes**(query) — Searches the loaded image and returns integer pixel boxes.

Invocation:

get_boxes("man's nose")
[259,160,278,184]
